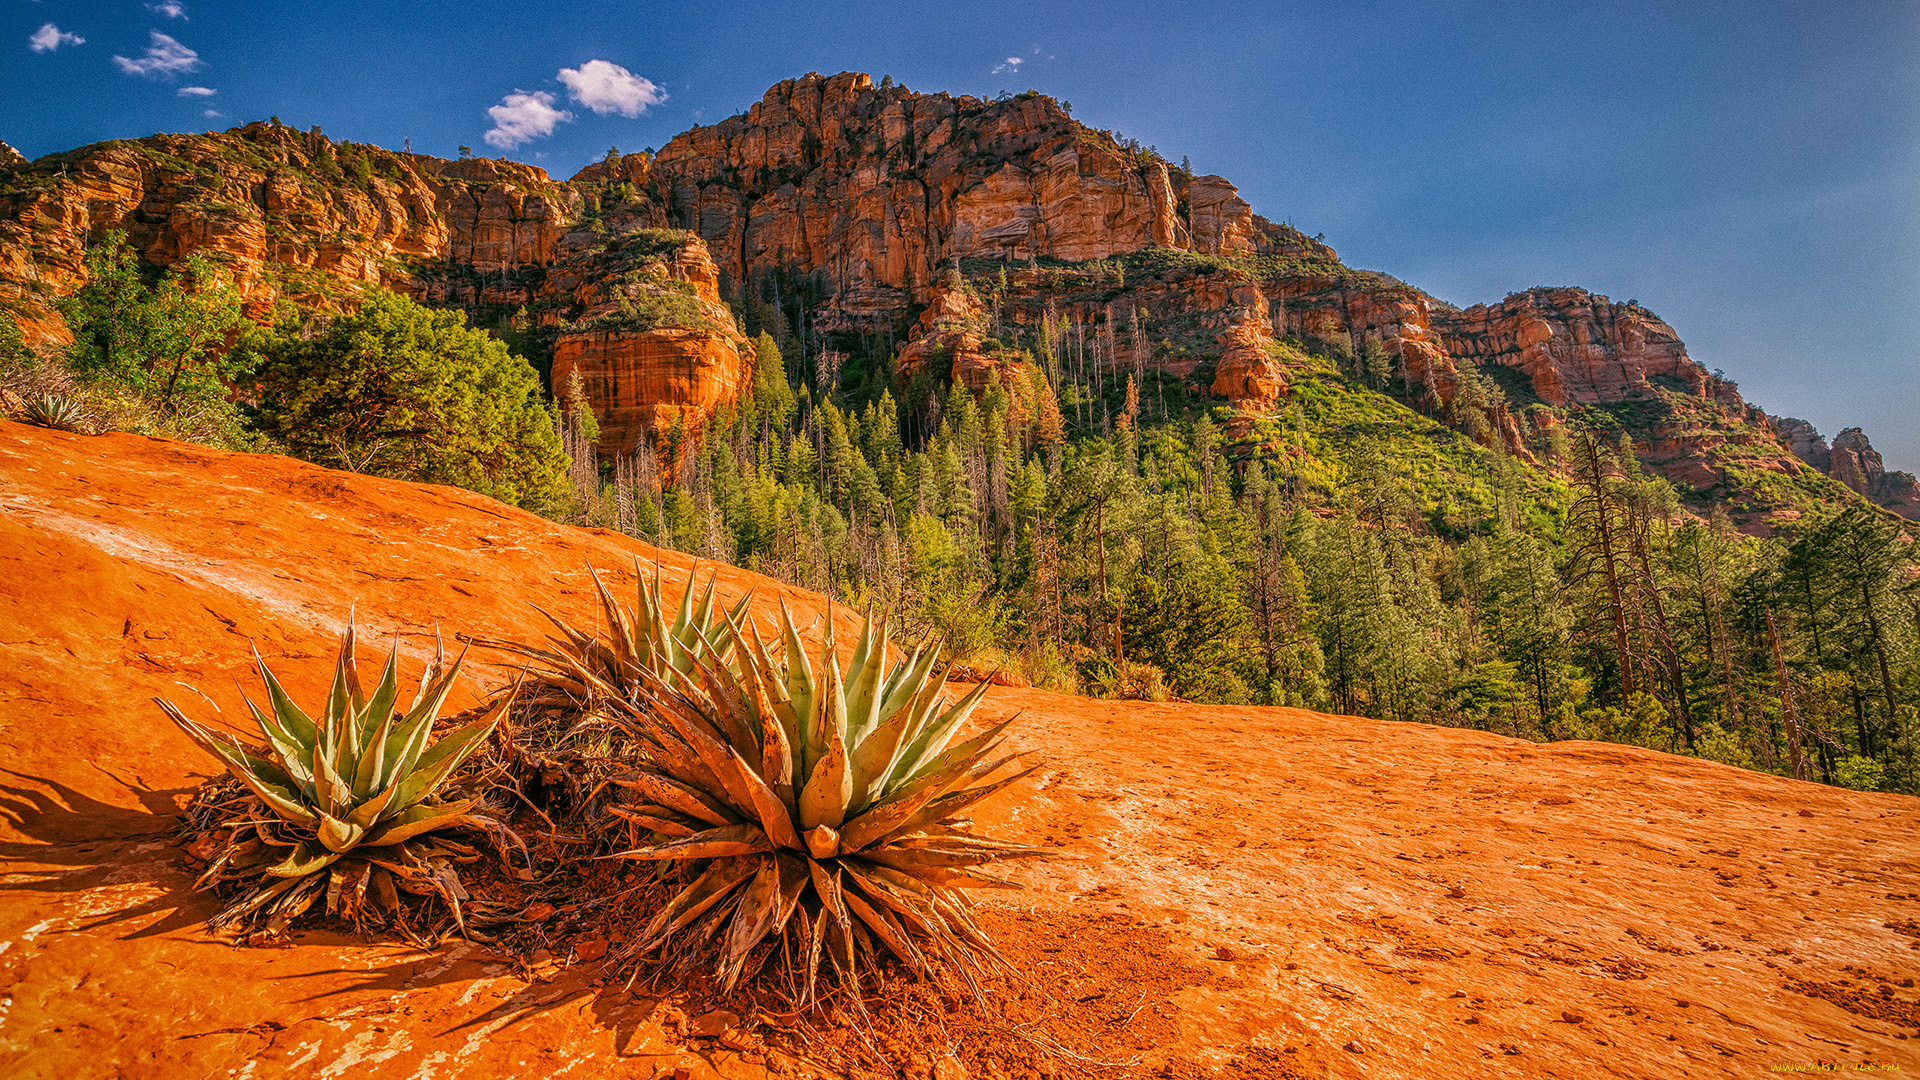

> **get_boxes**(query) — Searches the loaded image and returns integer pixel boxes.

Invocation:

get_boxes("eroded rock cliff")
[0,74,1910,523]
[1433,288,1702,405]
[1772,418,1920,520]
[0,122,753,450]
[620,72,1311,299]
[547,235,753,457]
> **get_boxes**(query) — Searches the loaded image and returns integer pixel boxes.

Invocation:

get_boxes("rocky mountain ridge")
[0,72,1911,524]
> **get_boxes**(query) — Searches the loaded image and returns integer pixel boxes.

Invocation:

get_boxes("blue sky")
[8,1,1918,470]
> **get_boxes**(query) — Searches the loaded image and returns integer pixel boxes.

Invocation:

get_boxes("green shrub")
[1834,755,1885,792]
[245,290,571,513]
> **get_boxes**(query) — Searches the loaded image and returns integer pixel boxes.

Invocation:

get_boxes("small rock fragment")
[689,1009,739,1038]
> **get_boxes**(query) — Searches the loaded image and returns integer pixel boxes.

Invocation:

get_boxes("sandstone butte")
[2,420,1917,1079]
[2,71,1915,524]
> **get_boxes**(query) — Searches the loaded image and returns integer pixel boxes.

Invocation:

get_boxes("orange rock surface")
[0,124,755,444]
[0,126,577,326]
[1208,289,1286,407]
[548,237,754,458]
[638,73,1305,297]
[3,421,1916,1079]
[891,282,1028,394]
[1434,288,1704,406]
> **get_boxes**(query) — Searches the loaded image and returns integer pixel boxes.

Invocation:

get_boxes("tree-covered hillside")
[559,264,1918,796]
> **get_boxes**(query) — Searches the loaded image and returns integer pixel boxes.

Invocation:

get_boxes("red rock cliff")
[548,236,753,458]
[1,76,1911,522]
[620,72,1325,304]
[1432,288,1704,406]
[0,124,752,447]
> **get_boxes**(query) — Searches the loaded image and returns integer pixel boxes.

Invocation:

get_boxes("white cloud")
[557,60,666,117]
[484,90,571,150]
[147,2,187,19]
[28,23,84,53]
[992,56,1023,75]
[177,85,215,97]
[204,109,222,119]
[113,31,201,78]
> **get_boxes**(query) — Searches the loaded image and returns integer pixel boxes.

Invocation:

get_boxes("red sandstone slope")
[1,421,1916,1079]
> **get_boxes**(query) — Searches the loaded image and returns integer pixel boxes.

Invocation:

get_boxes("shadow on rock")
[0,767,224,940]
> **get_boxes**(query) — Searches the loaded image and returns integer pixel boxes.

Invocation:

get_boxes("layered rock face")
[628,72,1317,299]
[0,124,580,327]
[548,238,753,458]
[0,74,1911,523]
[1208,290,1285,407]
[0,80,1315,449]
[1773,419,1920,519]
[891,282,1025,394]
[0,123,752,450]
[552,327,748,457]
[1771,416,1833,472]
[1432,288,1702,405]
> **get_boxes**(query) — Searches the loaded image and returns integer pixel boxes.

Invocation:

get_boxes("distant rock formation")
[892,281,1025,395]
[0,74,1909,524]
[548,237,752,458]
[1433,289,1702,405]
[1771,418,1920,520]
[611,72,1315,297]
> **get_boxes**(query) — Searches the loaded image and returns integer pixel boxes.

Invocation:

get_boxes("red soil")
[1,420,1915,1078]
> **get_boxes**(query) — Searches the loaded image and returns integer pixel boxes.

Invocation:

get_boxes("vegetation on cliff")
[563,292,1917,797]
[1,231,256,445]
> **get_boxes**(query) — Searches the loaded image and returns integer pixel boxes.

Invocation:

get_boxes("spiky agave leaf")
[21,393,88,433]
[471,560,750,713]
[159,617,517,940]
[578,582,1044,1003]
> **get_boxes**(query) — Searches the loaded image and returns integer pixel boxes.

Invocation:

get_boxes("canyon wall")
[1772,418,1920,520]
[0,122,749,452]
[547,237,753,458]
[0,72,1911,521]
[624,72,1313,299]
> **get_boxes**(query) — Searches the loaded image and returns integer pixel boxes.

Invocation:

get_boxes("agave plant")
[22,393,86,433]
[160,620,514,939]
[584,581,1044,1003]
[474,562,752,706]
